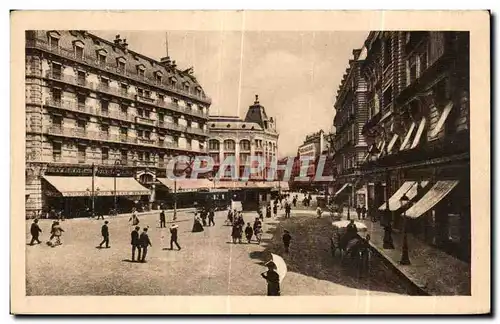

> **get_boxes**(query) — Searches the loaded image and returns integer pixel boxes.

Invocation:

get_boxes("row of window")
[208,139,277,151]
[49,89,205,128]
[49,63,206,112]
[52,142,187,164]
[46,33,205,98]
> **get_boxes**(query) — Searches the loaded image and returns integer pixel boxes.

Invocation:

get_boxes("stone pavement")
[336,207,471,295]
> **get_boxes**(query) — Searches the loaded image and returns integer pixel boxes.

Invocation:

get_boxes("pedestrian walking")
[285,202,291,219]
[169,224,181,250]
[159,209,166,228]
[356,205,362,220]
[282,230,292,253]
[139,228,152,263]
[244,223,254,243]
[208,208,215,226]
[273,204,278,218]
[98,221,110,248]
[361,206,367,220]
[29,218,42,245]
[253,219,263,244]
[96,212,104,220]
[129,209,140,226]
[200,209,208,227]
[261,261,281,296]
[292,196,297,207]
[130,226,141,262]
[266,205,271,218]
[48,221,64,246]
[316,206,323,218]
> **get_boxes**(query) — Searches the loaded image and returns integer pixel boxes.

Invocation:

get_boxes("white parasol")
[331,220,368,232]
[265,253,287,283]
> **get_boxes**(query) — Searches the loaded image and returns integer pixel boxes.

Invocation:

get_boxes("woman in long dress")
[192,214,204,233]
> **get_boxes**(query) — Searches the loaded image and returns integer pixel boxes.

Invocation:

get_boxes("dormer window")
[154,71,163,85]
[169,76,177,87]
[96,49,107,66]
[73,40,84,60]
[47,31,60,50]
[196,86,202,96]
[183,81,190,92]
[137,64,146,77]
[116,57,126,73]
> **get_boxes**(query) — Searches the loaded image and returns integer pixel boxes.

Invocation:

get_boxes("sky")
[93,30,368,157]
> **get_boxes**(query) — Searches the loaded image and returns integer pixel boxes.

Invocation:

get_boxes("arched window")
[239,139,251,151]
[224,139,236,151]
[209,139,220,151]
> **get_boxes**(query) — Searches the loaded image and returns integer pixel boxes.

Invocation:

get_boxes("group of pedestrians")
[29,219,65,247]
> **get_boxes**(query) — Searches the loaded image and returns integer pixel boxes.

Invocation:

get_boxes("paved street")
[26,208,417,296]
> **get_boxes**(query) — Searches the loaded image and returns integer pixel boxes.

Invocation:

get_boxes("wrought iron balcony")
[135,116,156,126]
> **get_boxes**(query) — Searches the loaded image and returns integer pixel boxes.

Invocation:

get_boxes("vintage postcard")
[11,10,490,314]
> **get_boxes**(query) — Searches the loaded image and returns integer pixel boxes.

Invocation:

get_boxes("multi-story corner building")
[331,48,369,208]
[207,95,281,209]
[25,30,211,218]
[207,95,279,180]
[290,130,331,192]
[359,31,470,262]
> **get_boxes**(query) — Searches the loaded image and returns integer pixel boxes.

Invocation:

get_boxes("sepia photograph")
[11,10,490,314]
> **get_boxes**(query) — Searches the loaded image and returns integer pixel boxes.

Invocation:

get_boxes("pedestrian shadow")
[121,259,136,263]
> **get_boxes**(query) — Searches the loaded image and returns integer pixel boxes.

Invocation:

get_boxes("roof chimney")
[171,60,177,69]
[160,56,172,67]
[114,34,122,46]
[122,39,128,53]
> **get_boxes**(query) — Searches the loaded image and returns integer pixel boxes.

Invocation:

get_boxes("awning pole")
[91,162,95,218]
[173,179,177,220]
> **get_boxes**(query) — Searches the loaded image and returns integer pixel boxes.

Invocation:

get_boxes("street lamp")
[86,187,100,217]
[399,193,411,265]
[114,159,121,216]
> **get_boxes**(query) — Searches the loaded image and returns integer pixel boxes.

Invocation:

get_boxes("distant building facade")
[331,48,370,207]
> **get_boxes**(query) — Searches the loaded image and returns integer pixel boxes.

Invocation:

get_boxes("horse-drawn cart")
[330,220,372,273]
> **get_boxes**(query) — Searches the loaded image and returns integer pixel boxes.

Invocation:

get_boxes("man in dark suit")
[29,218,42,245]
[159,209,166,228]
[99,221,110,248]
[169,224,181,250]
[261,261,281,296]
[130,226,141,261]
[208,208,215,226]
[139,227,152,263]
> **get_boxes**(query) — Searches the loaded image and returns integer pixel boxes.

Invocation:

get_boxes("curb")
[367,242,430,296]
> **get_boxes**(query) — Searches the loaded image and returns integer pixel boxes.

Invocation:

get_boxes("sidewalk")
[338,209,471,295]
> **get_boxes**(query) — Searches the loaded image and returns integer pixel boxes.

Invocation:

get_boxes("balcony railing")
[186,126,208,136]
[97,83,136,100]
[135,137,157,146]
[136,95,156,104]
[135,116,156,126]
[45,98,96,115]
[26,38,212,104]
[157,120,186,132]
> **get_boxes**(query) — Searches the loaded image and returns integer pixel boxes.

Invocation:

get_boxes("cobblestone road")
[26,209,417,296]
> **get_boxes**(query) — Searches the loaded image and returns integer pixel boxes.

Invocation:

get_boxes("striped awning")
[43,176,150,197]
[157,178,213,192]
[379,181,430,211]
[334,183,351,197]
[405,180,459,218]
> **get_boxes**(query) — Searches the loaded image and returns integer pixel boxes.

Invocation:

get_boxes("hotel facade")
[25,30,212,218]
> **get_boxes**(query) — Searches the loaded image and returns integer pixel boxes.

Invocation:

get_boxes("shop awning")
[410,118,427,149]
[334,183,351,197]
[96,177,151,196]
[400,122,416,151]
[387,134,399,154]
[43,176,150,197]
[378,180,429,211]
[430,101,454,138]
[157,178,213,192]
[405,180,459,218]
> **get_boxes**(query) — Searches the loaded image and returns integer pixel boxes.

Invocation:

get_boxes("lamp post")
[173,179,177,221]
[86,187,100,218]
[114,159,121,216]
[399,192,411,265]
[382,171,394,249]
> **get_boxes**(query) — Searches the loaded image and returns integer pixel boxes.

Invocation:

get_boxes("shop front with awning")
[42,176,151,217]
[334,183,351,198]
[379,180,430,212]
[405,180,459,219]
